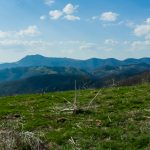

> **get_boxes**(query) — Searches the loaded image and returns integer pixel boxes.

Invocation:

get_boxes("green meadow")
[0,84,150,149]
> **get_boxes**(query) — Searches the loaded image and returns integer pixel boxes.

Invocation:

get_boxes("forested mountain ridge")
[0,55,150,71]
[0,55,150,96]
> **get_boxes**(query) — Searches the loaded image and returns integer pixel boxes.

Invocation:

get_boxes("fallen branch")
[87,89,101,110]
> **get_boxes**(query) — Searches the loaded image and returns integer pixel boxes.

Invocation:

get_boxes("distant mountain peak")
[19,54,45,61]
[18,54,49,65]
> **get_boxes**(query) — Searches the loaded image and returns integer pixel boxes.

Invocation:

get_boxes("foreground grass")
[0,84,150,149]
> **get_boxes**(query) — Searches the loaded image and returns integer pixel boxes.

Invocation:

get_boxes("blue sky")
[0,0,150,62]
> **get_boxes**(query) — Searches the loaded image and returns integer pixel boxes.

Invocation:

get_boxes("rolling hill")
[118,71,150,86]
[0,74,97,96]
[92,63,150,78]
[0,65,150,96]
[0,66,89,83]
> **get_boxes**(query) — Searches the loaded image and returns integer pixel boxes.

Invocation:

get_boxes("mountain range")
[0,55,149,96]
[1,54,150,71]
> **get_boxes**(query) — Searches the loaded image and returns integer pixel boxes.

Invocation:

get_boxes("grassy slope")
[0,84,150,149]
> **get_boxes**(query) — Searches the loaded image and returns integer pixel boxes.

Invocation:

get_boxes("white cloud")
[145,18,150,24]
[116,20,136,28]
[64,15,80,21]
[0,31,11,38]
[79,43,97,50]
[40,15,46,20]
[49,10,63,20]
[49,3,80,21]
[0,40,52,47]
[17,26,40,37]
[131,40,150,50]
[123,41,130,45]
[100,12,119,22]
[125,20,135,28]
[79,42,114,51]
[0,25,40,39]
[0,40,27,46]
[134,25,150,37]
[131,18,150,50]
[44,0,55,5]
[134,18,150,39]
[105,39,118,45]
[63,3,78,15]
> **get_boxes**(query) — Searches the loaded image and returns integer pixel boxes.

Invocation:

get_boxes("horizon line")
[0,54,150,64]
